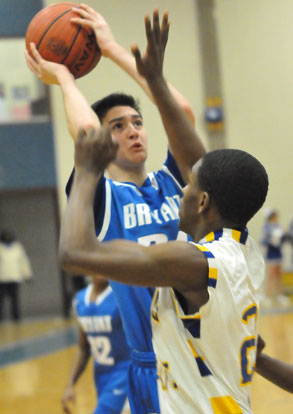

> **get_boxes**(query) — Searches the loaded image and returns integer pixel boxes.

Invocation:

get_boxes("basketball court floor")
[0,307,292,413]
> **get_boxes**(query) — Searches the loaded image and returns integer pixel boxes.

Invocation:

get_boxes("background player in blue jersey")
[62,276,130,414]
[25,7,205,413]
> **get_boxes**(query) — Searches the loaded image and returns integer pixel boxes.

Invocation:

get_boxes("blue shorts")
[94,361,130,414]
[128,350,160,414]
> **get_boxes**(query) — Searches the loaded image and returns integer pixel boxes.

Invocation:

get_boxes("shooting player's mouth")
[130,142,143,151]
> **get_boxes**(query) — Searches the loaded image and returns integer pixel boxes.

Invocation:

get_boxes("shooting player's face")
[103,106,148,169]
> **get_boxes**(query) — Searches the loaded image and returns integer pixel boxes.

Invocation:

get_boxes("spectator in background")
[0,229,33,321]
[260,209,290,308]
[288,217,293,267]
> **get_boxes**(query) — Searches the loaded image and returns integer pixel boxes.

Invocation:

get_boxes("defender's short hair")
[198,149,268,225]
[91,93,141,122]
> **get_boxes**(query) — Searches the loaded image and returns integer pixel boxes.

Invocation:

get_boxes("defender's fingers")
[109,138,120,160]
[87,127,99,140]
[103,126,119,151]
[161,11,170,48]
[103,125,112,141]
[112,140,120,156]
[144,14,155,47]
[76,128,87,145]
[152,8,160,42]
[131,44,143,65]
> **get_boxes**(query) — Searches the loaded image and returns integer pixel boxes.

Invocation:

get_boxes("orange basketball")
[25,2,101,79]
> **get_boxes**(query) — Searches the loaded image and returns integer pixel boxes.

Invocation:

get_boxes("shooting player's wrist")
[57,66,75,85]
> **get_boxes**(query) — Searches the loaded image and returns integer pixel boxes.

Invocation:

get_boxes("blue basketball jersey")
[67,152,188,352]
[93,154,188,351]
[73,284,130,372]
[67,152,188,413]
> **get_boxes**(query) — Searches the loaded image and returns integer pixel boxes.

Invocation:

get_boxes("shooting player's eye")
[112,122,123,131]
[134,119,143,127]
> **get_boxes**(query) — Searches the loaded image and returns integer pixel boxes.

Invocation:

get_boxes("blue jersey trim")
[165,150,186,187]
[65,168,106,232]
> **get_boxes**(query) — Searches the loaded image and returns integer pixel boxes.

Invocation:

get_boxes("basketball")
[25,2,101,79]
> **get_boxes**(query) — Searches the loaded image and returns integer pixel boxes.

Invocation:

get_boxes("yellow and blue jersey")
[151,228,265,414]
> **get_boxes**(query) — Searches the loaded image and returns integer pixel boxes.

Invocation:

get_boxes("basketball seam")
[36,9,73,50]
[80,44,101,77]
[61,25,83,65]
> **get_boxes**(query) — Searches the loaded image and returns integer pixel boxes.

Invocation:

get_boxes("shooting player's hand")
[71,4,116,57]
[25,43,71,85]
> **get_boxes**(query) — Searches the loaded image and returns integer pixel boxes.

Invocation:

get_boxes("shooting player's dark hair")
[92,93,141,122]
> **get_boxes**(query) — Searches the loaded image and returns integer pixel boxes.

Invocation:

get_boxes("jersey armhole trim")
[190,242,218,289]
[161,165,184,191]
[97,180,112,241]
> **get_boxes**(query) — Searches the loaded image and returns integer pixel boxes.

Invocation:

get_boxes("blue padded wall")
[0,0,43,37]
[0,122,57,189]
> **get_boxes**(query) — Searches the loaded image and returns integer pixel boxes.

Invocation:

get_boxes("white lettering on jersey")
[123,195,180,229]
[136,203,152,226]
[124,203,136,229]
[165,195,181,215]
[151,210,163,224]
[79,315,112,333]
[161,203,176,221]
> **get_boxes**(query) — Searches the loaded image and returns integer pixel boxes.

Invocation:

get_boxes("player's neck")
[190,209,228,242]
[90,282,109,301]
[107,163,148,187]
[192,217,246,242]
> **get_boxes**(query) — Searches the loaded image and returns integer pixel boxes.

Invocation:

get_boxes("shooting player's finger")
[29,43,44,64]
[25,50,39,73]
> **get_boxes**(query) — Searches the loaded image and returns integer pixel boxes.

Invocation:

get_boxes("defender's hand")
[75,127,119,175]
[256,335,266,359]
[131,9,169,81]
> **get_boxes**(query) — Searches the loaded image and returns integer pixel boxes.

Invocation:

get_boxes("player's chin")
[131,151,147,163]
